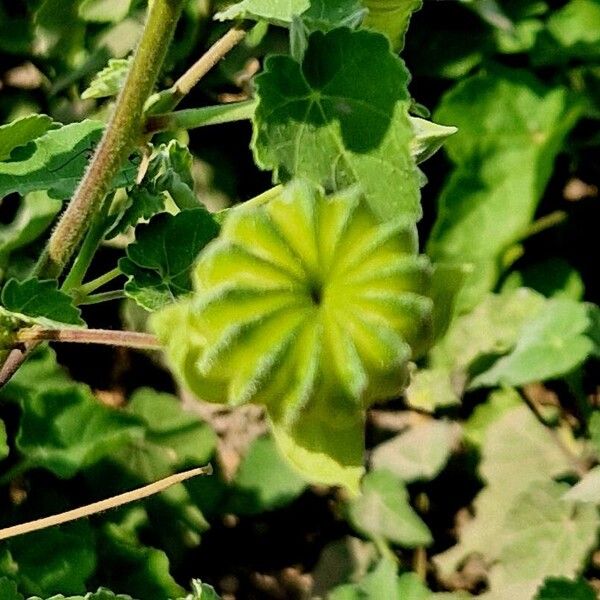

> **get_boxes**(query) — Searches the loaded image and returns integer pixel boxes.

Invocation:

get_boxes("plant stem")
[35,0,186,279]
[17,328,161,350]
[78,267,123,296]
[78,291,126,305]
[0,466,212,541]
[145,99,257,134]
[61,193,113,293]
[156,24,249,113]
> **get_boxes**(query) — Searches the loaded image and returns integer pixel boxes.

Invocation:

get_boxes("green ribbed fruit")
[152,181,433,491]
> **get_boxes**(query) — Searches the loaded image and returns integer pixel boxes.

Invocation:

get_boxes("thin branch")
[77,290,126,305]
[17,328,161,351]
[0,466,212,541]
[163,24,249,112]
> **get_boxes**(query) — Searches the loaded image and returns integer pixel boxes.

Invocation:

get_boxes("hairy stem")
[36,0,186,278]
[145,99,257,134]
[17,328,161,350]
[0,466,212,541]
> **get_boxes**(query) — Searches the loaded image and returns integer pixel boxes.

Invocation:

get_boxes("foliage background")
[0,0,599,599]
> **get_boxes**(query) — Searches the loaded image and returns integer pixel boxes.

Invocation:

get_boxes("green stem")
[61,194,113,293]
[78,290,126,306]
[35,0,186,278]
[78,267,123,296]
[145,99,257,134]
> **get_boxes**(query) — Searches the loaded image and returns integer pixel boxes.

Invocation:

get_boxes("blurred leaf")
[0,191,62,261]
[0,121,139,201]
[35,0,86,60]
[81,58,131,100]
[1,278,84,326]
[348,470,432,547]
[363,0,422,51]
[79,0,134,23]
[253,28,420,222]
[563,465,600,503]
[470,298,596,388]
[431,288,546,376]
[15,385,144,478]
[428,68,582,310]
[0,578,22,600]
[435,405,577,579]
[405,368,461,413]
[328,559,399,600]
[371,420,458,482]
[0,522,96,597]
[0,115,54,161]
[534,577,597,600]
[485,481,599,599]
[225,435,307,515]
[127,388,216,468]
[120,209,219,311]
[0,419,7,460]
[215,0,310,25]
[502,258,585,300]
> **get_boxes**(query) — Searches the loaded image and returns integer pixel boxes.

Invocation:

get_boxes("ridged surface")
[154,182,433,433]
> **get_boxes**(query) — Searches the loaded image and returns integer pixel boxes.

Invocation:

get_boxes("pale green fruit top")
[152,181,433,491]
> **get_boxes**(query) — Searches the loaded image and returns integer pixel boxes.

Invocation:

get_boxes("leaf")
[470,298,596,388]
[0,191,62,259]
[81,58,131,100]
[427,67,582,310]
[301,0,365,31]
[328,559,399,600]
[0,522,96,597]
[348,470,432,547]
[371,420,458,482]
[225,435,307,515]
[563,465,600,503]
[120,209,220,311]
[434,405,577,579]
[1,278,84,326]
[0,578,22,600]
[0,120,139,201]
[396,572,470,599]
[15,384,144,478]
[127,387,216,469]
[252,28,421,222]
[0,114,54,161]
[363,0,423,51]
[485,481,599,600]
[405,368,460,413]
[0,419,8,460]
[215,0,310,25]
[409,117,458,165]
[78,0,134,23]
[534,577,597,600]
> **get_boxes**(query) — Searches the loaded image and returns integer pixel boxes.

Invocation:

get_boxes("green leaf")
[215,0,310,25]
[120,209,220,311]
[301,0,366,31]
[225,435,307,515]
[0,114,54,161]
[371,420,458,482]
[348,470,432,547]
[127,388,216,469]
[470,298,596,388]
[396,572,469,599]
[404,368,461,413]
[81,58,131,100]
[252,28,421,222]
[563,465,600,503]
[0,578,22,600]
[362,0,423,51]
[0,120,139,201]
[0,419,8,460]
[534,577,597,600]
[486,481,599,599]
[0,522,96,597]
[427,67,582,310]
[1,278,84,326]
[0,191,62,260]
[409,117,458,165]
[328,559,399,600]
[15,385,144,478]
[434,405,578,580]
[78,0,134,23]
